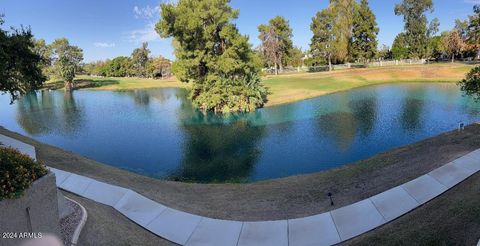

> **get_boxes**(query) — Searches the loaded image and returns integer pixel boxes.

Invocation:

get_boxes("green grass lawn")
[46,63,474,106]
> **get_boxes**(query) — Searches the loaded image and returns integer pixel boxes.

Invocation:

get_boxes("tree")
[50,38,83,91]
[425,18,441,60]
[330,0,357,63]
[258,24,281,75]
[103,56,133,77]
[427,35,444,61]
[427,18,440,38]
[455,19,469,41]
[458,66,480,101]
[467,5,480,58]
[286,47,304,67]
[146,56,172,79]
[310,8,335,71]
[131,42,150,77]
[377,45,392,60]
[156,0,268,113]
[0,16,45,102]
[32,38,52,75]
[350,0,379,63]
[391,33,409,60]
[258,16,293,75]
[442,30,465,63]
[394,0,434,58]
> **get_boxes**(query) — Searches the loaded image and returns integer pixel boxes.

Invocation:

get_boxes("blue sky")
[1,0,478,62]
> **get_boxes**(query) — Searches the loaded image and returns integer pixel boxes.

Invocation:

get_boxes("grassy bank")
[263,63,473,106]
[45,63,473,107]
[1,122,479,244]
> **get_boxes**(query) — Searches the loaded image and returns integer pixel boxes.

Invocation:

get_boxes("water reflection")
[350,98,377,137]
[400,88,425,131]
[15,91,84,136]
[316,95,377,150]
[172,121,266,183]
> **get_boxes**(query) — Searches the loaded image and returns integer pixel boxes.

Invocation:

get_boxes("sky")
[1,0,478,63]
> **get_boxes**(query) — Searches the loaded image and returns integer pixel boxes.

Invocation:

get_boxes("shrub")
[0,146,48,200]
[458,66,480,101]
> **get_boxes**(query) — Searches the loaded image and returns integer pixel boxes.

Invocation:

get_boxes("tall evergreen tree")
[258,16,293,74]
[156,0,268,113]
[310,8,335,71]
[391,33,409,59]
[350,0,379,62]
[394,0,434,58]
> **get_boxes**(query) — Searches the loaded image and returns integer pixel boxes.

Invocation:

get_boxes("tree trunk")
[451,54,455,63]
[64,80,74,91]
[328,55,332,72]
[274,62,278,75]
[279,62,284,74]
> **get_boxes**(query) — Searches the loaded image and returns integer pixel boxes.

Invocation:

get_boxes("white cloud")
[465,0,480,4]
[94,42,115,48]
[133,5,160,19]
[126,23,160,43]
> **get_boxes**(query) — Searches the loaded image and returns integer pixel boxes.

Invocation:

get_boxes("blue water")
[1,83,479,183]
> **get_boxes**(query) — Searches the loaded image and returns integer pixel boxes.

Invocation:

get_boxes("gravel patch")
[60,198,85,246]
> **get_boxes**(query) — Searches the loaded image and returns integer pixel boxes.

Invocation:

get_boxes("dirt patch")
[1,124,480,221]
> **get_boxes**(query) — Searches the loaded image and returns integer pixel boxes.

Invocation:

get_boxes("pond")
[1,83,479,183]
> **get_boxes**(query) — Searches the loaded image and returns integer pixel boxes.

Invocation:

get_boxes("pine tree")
[310,8,335,71]
[156,0,268,113]
[350,0,379,63]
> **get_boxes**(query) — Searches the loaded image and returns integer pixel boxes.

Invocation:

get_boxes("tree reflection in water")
[401,88,425,131]
[15,91,84,136]
[316,95,377,151]
[171,120,266,183]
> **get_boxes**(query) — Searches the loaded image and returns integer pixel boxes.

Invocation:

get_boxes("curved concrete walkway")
[2,134,480,245]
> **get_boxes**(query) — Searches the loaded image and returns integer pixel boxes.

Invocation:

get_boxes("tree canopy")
[310,8,335,70]
[394,0,434,58]
[330,0,357,63]
[442,30,465,62]
[258,16,293,74]
[350,0,379,62]
[459,66,480,101]
[49,38,84,90]
[156,0,268,113]
[391,33,409,60]
[131,42,150,77]
[0,16,45,102]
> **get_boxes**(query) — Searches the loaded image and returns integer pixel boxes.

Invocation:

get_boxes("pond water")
[1,83,479,183]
